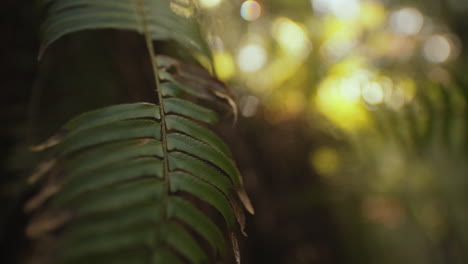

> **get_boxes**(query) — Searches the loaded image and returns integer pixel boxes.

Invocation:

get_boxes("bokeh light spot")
[315,78,368,131]
[272,17,311,58]
[362,82,384,105]
[237,44,267,72]
[359,2,386,29]
[312,0,361,20]
[320,18,360,60]
[423,35,452,63]
[241,1,262,21]
[310,147,340,176]
[385,87,405,110]
[283,90,307,115]
[241,95,260,117]
[389,7,424,36]
[385,78,416,109]
[339,79,361,103]
[213,51,235,80]
[198,0,222,8]
[337,70,372,102]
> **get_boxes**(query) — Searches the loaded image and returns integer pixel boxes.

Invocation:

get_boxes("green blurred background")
[2,0,468,263]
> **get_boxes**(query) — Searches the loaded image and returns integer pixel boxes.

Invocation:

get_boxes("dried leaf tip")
[230,232,241,264]
[237,188,255,215]
[24,184,60,213]
[30,132,67,151]
[27,159,56,184]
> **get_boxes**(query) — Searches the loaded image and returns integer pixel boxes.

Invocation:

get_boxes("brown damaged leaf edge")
[27,159,57,184]
[236,188,255,215]
[30,130,68,152]
[24,184,61,213]
[230,232,241,264]
[26,211,72,239]
[229,195,247,237]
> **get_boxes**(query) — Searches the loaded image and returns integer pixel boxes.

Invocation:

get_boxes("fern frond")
[38,0,211,61]
[27,0,253,263]
[27,101,250,263]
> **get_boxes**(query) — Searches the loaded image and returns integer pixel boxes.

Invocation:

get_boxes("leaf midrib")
[136,0,170,220]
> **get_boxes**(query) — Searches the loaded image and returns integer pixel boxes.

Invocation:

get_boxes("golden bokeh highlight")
[272,17,311,58]
[213,51,235,80]
[310,147,340,176]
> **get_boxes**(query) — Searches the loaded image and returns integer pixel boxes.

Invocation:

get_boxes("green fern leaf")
[27,0,253,263]
[38,0,211,60]
[27,101,248,263]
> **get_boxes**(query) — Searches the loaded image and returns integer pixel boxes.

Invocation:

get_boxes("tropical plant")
[23,0,253,263]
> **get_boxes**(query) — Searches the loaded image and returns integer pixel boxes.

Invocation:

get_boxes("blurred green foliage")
[199,0,468,263]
